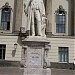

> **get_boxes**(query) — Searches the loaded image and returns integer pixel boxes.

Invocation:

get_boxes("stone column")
[71,0,74,35]
[46,0,52,36]
[14,0,23,32]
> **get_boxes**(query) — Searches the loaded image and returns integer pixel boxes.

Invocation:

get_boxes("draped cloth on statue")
[24,0,46,37]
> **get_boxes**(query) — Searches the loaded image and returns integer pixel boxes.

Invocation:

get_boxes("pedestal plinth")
[22,36,51,75]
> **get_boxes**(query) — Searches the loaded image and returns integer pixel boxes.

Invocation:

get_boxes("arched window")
[55,5,66,33]
[0,2,11,30]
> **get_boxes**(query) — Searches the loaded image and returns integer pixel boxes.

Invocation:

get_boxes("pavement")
[51,68,75,75]
[0,67,20,75]
[0,67,75,75]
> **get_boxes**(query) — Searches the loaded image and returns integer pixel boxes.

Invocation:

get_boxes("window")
[59,47,68,62]
[56,13,65,33]
[0,45,6,60]
[55,5,66,33]
[0,2,11,30]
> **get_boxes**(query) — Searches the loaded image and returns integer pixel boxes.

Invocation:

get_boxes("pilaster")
[14,0,23,32]
[46,0,52,36]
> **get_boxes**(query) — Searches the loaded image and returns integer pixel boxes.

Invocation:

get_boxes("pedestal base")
[24,68,51,75]
[22,36,50,75]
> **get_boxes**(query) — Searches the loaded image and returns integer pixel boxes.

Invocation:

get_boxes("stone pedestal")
[22,36,50,75]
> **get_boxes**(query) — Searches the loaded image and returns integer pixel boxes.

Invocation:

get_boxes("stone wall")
[48,37,74,63]
[0,35,22,61]
[46,0,74,36]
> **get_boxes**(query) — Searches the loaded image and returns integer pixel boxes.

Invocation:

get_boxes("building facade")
[0,0,75,72]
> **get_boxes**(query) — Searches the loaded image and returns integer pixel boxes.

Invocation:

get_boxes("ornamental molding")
[0,2,12,10]
[55,5,67,14]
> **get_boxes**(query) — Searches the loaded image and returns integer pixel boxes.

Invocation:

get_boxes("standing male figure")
[24,0,45,36]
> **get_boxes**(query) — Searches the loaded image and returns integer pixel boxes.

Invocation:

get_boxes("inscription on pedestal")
[28,47,42,67]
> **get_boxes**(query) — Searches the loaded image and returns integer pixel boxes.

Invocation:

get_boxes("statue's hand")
[42,14,45,17]
[24,4,28,16]
[24,9,28,16]
[42,14,47,20]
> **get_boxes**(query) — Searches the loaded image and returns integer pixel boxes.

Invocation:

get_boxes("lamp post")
[14,43,17,50]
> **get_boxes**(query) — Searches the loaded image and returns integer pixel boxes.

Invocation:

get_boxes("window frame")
[0,44,6,60]
[58,47,69,63]
[1,8,11,30]
[55,5,67,34]
[0,2,12,33]
[56,13,66,33]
